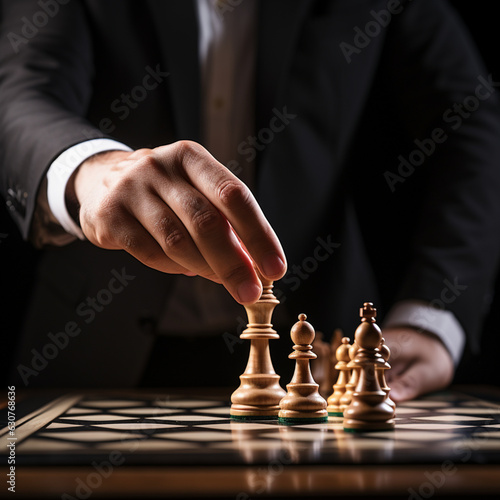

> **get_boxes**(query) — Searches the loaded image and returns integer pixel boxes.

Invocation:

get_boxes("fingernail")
[390,388,401,401]
[237,281,262,304]
[262,253,286,278]
[389,386,407,403]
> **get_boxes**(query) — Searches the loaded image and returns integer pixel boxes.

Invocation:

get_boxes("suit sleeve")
[0,0,107,239]
[382,0,500,348]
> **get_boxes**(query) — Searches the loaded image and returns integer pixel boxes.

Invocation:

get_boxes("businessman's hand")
[384,327,454,402]
[69,141,287,304]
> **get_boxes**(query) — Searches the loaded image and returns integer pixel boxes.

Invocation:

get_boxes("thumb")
[390,374,420,403]
[389,362,440,403]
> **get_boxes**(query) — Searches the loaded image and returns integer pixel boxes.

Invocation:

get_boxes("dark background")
[1,0,499,387]
[443,0,500,385]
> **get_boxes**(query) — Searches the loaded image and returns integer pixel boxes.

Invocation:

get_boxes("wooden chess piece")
[378,337,396,415]
[339,341,359,412]
[329,328,344,378]
[318,328,344,397]
[344,302,395,432]
[230,271,286,419]
[327,337,351,416]
[278,314,328,424]
[311,330,331,397]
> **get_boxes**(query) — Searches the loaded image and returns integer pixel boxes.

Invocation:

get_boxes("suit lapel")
[256,0,313,132]
[147,0,201,142]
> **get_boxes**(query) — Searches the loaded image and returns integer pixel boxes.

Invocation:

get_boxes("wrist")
[73,150,132,210]
[65,167,81,227]
[46,139,133,238]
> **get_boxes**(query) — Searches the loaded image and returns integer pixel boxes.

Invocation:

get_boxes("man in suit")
[1,0,500,396]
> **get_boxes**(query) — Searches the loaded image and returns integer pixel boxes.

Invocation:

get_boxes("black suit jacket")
[2,0,500,387]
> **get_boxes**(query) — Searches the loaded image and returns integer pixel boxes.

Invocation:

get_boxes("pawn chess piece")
[311,331,331,397]
[321,328,344,397]
[327,337,351,416]
[278,314,328,424]
[230,270,286,420]
[378,338,396,415]
[343,302,395,432]
[339,341,359,412]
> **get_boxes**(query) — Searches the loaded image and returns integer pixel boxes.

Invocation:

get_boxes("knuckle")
[92,222,120,248]
[120,232,140,252]
[134,153,164,177]
[92,228,114,248]
[174,140,203,162]
[217,178,251,208]
[94,196,123,226]
[189,198,222,235]
[111,154,165,194]
[192,208,221,235]
[132,148,153,158]
[113,169,137,193]
[162,223,187,252]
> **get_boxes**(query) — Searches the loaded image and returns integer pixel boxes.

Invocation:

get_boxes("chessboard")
[1,387,500,499]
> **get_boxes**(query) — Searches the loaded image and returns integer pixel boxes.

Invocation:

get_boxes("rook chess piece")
[278,314,328,424]
[230,270,286,419]
[327,337,351,416]
[343,303,395,432]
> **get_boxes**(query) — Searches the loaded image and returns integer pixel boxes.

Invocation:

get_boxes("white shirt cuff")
[46,139,132,239]
[382,300,465,366]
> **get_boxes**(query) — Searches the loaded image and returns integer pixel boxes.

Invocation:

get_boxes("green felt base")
[328,411,343,417]
[230,414,277,421]
[344,426,395,433]
[278,416,328,425]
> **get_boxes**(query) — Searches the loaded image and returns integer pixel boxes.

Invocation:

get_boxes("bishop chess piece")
[343,302,395,432]
[230,271,286,420]
[378,337,396,414]
[327,337,351,416]
[278,314,328,424]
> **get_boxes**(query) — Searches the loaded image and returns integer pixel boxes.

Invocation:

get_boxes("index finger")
[174,142,288,280]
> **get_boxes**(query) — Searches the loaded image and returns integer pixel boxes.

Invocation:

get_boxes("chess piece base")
[278,408,328,425]
[344,418,395,432]
[230,372,285,419]
[230,404,281,419]
[343,398,395,431]
[328,410,343,417]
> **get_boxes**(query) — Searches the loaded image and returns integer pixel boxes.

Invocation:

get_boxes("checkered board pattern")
[2,390,500,466]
